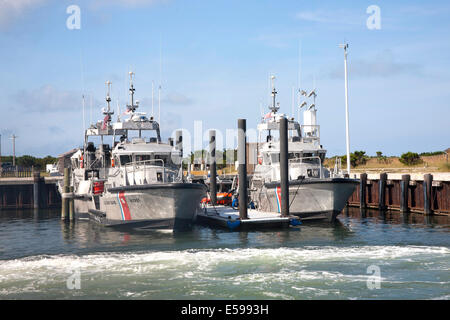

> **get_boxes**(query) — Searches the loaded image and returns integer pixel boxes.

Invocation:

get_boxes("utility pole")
[11,134,17,167]
[339,43,351,175]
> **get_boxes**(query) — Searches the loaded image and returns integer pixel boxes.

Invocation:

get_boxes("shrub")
[419,151,445,157]
[399,152,422,166]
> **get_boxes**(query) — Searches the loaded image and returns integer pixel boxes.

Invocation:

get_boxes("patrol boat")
[248,79,358,221]
[67,73,206,230]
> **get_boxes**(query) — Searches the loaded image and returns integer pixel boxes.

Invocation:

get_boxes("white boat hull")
[75,183,206,230]
[251,178,358,222]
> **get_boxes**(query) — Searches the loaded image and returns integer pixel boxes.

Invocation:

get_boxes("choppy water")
[0,208,449,300]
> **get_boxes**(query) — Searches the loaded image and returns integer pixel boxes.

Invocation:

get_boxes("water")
[0,208,448,299]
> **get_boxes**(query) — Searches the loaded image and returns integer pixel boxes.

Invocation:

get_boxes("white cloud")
[328,50,421,79]
[0,0,47,29]
[12,85,89,113]
[89,0,169,9]
[296,10,363,26]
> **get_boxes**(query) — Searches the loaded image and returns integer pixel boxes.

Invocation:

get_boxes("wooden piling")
[61,168,70,220]
[238,119,248,220]
[279,117,289,217]
[379,173,387,211]
[209,130,217,205]
[400,174,410,213]
[33,170,40,209]
[360,173,367,209]
[69,186,74,221]
[423,174,433,215]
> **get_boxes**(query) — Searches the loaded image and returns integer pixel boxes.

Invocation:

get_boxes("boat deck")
[195,205,301,230]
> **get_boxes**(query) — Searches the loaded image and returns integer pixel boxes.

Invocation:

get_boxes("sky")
[0,0,449,158]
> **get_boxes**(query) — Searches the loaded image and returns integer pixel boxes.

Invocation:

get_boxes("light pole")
[339,43,351,175]
[11,134,17,167]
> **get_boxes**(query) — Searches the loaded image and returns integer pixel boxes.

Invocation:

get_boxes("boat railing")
[87,157,101,170]
[301,125,320,143]
[124,159,180,183]
[289,156,323,178]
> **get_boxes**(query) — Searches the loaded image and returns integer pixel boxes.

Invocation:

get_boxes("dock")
[0,172,62,210]
[196,205,301,231]
[347,172,450,215]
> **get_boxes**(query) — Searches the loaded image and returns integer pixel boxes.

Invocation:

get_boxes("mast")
[126,71,139,113]
[270,75,279,113]
[102,80,114,129]
[339,43,351,175]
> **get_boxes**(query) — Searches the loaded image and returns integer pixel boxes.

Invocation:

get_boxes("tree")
[17,155,38,168]
[399,152,422,166]
[376,151,389,164]
[342,150,368,167]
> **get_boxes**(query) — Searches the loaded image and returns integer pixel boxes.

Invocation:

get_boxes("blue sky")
[0,0,449,157]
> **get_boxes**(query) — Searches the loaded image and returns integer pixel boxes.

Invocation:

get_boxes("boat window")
[271,153,279,163]
[318,153,325,163]
[154,154,168,166]
[288,153,301,160]
[120,155,132,165]
[135,154,151,163]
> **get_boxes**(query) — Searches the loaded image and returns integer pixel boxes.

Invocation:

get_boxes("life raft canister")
[93,181,104,195]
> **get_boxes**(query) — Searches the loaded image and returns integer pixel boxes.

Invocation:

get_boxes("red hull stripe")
[276,186,281,213]
[118,191,132,221]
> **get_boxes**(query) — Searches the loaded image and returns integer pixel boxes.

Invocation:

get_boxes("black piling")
[359,173,367,209]
[209,130,217,205]
[423,174,433,215]
[379,173,387,211]
[279,117,289,217]
[238,119,248,220]
[400,174,410,213]
[33,171,40,210]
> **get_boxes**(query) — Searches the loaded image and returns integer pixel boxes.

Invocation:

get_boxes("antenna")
[158,85,161,124]
[89,94,93,125]
[291,86,295,119]
[117,98,121,122]
[80,47,86,138]
[82,94,86,135]
[159,34,163,125]
[297,40,302,121]
[152,80,155,118]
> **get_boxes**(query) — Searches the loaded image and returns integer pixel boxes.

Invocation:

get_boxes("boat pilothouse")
[249,76,358,221]
[68,72,206,230]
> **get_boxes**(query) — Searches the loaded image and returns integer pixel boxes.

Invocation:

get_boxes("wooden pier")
[347,173,450,215]
[0,172,62,210]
